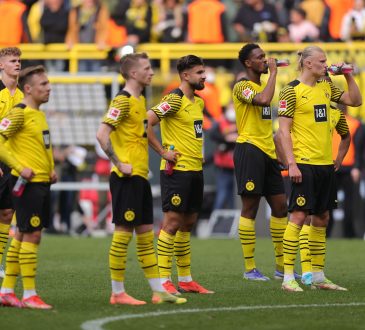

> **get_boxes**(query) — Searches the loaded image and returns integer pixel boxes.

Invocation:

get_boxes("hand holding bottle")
[328,63,353,75]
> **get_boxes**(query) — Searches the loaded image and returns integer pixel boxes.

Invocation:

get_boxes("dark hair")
[119,52,149,79]
[292,6,306,19]
[19,65,46,91]
[238,43,260,68]
[0,47,21,58]
[176,55,204,73]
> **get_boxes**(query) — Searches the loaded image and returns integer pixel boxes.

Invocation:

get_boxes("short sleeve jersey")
[232,78,275,159]
[278,79,344,165]
[330,107,348,136]
[0,81,24,118]
[102,90,149,179]
[0,103,54,182]
[151,88,204,171]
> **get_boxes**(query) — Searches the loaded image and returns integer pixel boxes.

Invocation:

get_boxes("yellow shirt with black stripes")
[0,80,24,118]
[330,106,349,136]
[151,88,204,171]
[102,90,149,179]
[0,103,54,182]
[232,78,276,159]
[278,79,344,165]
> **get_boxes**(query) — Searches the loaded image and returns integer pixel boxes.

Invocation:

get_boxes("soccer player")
[96,53,186,305]
[147,55,214,294]
[0,47,23,278]
[0,65,57,308]
[276,45,361,292]
[232,43,291,281]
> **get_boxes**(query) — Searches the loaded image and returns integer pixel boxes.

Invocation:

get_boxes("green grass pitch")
[1,235,364,330]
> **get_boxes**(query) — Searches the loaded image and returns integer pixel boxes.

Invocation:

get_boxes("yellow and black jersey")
[0,103,54,182]
[232,78,276,159]
[278,79,344,165]
[0,80,24,119]
[330,107,349,136]
[151,88,204,171]
[102,90,149,179]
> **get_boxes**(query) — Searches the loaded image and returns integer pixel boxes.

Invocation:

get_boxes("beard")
[190,81,205,91]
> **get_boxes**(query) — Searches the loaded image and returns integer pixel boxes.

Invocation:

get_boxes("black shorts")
[288,164,337,214]
[0,172,13,210]
[160,170,203,213]
[233,142,285,196]
[11,176,51,233]
[109,173,153,226]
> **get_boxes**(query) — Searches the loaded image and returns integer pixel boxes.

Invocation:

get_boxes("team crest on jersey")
[157,102,171,114]
[242,88,253,99]
[278,100,287,111]
[171,194,181,206]
[30,216,41,228]
[245,180,255,191]
[0,118,11,131]
[124,210,135,222]
[107,107,120,120]
[296,196,306,207]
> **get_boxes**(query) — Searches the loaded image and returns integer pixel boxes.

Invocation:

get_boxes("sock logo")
[30,215,41,227]
[124,210,135,222]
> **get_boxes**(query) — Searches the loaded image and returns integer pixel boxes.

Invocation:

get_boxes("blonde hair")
[297,46,324,71]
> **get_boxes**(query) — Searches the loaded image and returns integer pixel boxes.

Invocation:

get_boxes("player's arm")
[96,123,132,176]
[332,78,362,107]
[252,58,277,106]
[334,111,350,172]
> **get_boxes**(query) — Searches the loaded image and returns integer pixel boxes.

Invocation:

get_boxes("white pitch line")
[80,302,365,330]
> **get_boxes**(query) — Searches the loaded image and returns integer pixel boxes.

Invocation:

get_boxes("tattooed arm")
[96,123,132,176]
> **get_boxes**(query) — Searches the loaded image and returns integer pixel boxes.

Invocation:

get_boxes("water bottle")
[164,145,175,176]
[12,176,27,197]
[275,59,290,67]
[328,64,353,75]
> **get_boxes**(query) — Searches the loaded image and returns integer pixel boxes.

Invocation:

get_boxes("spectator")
[288,7,319,42]
[340,0,365,41]
[233,0,279,42]
[154,0,184,43]
[105,0,129,47]
[187,0,227,43]
[65,0,109,72]
[300,0,326,28]
[210,103,237,210]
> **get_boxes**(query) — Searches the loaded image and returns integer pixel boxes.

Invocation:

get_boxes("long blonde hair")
[297,46,324,71]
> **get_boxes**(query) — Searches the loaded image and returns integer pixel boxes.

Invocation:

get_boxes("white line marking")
[80,302,365,330]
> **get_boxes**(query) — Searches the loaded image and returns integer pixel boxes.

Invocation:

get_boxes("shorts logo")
[30,216,41,227]
[242,88,253,99]
[0,118,11,131]
[278,100,287,112]
[107,107,120,120]
[124,210,135,222]
[296,196,306,207]
[157,102,171,114]
[171,194,181,206]
[245,181,255,191]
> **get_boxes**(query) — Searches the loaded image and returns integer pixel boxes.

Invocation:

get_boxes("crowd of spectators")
[1,0,365,51]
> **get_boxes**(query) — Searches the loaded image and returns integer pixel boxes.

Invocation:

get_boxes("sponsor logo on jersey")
[0,118,11,131]
[107,107,120,120]
[242,88,253,99]
[42,130,50,149]
[262,106,271,119]
[278,100,287,111]
[157,102,171,114]
[194,120,203,138]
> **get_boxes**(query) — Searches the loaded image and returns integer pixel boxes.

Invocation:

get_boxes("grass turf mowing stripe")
[81,302,365,330]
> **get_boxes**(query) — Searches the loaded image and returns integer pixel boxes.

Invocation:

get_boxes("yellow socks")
[0,222,10,265]
[157,230,175,279]
[174,230,191,278]
[109,231,132,282]
[299,224,311,274]
[19,241,38,291]
[239,217,256,271]
[309,225,326,273]
[270,216,287,272]
[136,231,159,279]
[1,238,21,291]
[283,222,301,279]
